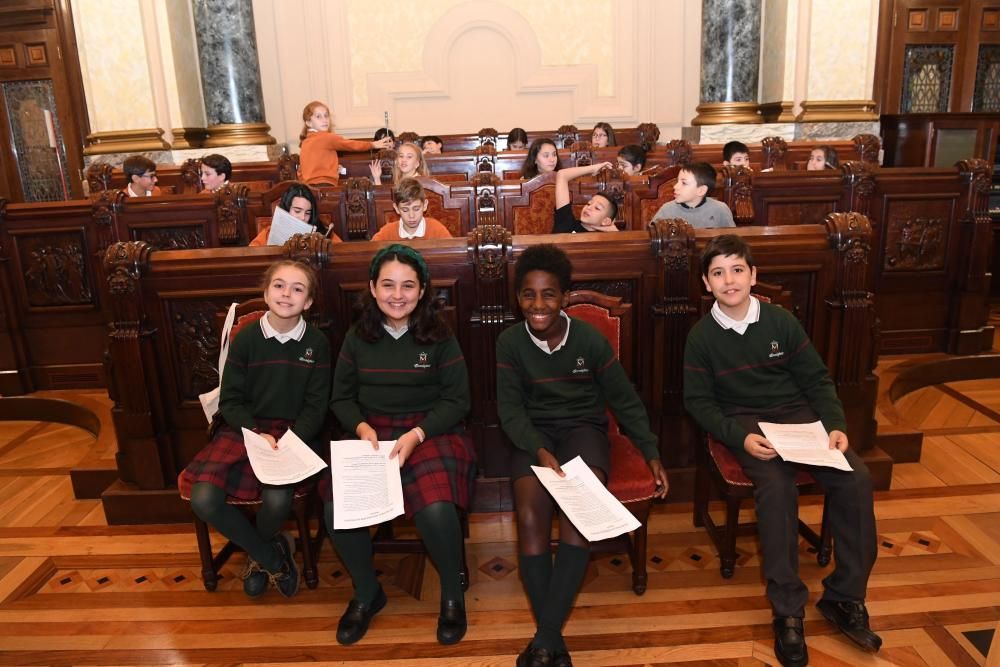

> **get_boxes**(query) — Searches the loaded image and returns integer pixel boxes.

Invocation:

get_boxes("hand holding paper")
[329,440,405,529]
[757,421,853,471]
[242,428,328,485]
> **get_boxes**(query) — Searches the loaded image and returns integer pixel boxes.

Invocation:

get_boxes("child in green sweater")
[683,235,880,667]
[497,244,669,667]
[323,244,475,647]
[180,260,332,599]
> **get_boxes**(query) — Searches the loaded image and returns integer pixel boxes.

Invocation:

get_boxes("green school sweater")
[219,320,332,443]
[496,317,659,461]
[683,302,847,452]
[330,326,470,438]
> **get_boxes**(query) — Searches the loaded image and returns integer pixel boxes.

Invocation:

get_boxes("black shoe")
[816,599,882,652]
[772,616,808,667]
[551,648,573,667]
[516,643,554,667]
[241,557,268,598]
[436,599,467,644]
[336,587,388,645]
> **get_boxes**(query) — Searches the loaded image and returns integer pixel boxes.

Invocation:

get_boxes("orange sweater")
[371,217,453,241]
[300,131,373,185]
[249,224,343,247]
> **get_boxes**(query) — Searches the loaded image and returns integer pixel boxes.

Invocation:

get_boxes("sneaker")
[816,599,882,652]
[264,532,299,598]
[772,616,808,667]
[240,557,268,598]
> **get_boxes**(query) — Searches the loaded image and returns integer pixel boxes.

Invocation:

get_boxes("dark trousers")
[727,404,878,617]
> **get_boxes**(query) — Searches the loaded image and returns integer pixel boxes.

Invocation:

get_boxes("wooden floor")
[1,351,999,664]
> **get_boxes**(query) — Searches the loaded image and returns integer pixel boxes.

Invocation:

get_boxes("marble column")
[692,0,763,125]
[191,0,275,146]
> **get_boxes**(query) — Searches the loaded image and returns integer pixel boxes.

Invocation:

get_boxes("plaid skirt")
[178,418,315,501]
[320,413,477,519]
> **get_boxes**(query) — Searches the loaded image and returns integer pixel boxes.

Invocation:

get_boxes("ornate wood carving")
[474,173,499,226]
[649,218,694,272]
[20,232,93,306]
[951,159,994,353]
[636,122,660,150]
[180,158,201,193]
[761,136,788,170]
[283,232,332,271]
[663,140,692,167]
[840,161,875,217]
[377,148,396,181]
[85,162,113,193]
[277,153,299,181]
[596,165,626,226]
[556,125,579,148]
[852,134,881,165]
[477,128,498,147]
[90,189,123,251]
[214,184,249,245]
[884,217,946,270]
[570,280,633,301]
[474,144,496,173]
[569,141,593,167]
[467,225,511,282]
[104,241,152,297]
[168,299,221,400]
[721,165,754,224]
[343,177,373,240]
[134,227,206,250]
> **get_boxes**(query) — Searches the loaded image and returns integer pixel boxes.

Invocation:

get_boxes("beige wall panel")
[807,0,877,100]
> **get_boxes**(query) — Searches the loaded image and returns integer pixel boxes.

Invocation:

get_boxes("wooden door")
[0,1,88,202]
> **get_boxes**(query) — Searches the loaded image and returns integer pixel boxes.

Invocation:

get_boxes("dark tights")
[189,482,291,571]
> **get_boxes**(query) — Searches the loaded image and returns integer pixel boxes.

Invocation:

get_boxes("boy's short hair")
[592,192,618,222]
[123,156,156,180]
[700,234,755,277]
[723,141,749,162]
[393,177,427,205]
[617,144,647,169]
[515,244,572,292]
[421,136,443,147]
[682,162,717,196]
[201,153,232,180]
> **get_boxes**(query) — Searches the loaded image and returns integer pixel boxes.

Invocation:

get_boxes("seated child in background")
[807,145,840,171]
[552,162,618,233]
[650,162,735,229]
[299,101,393,185]
[591,122,616,147]
[122,156,161,197]
[723,141,751,168]
[371,178,453,241]
[497,244,669,667]
[521,138,562,179]
[507,127,529,150]
[617,144,647,176]
[250,182,343,246]
[421,136,444,154]
[373,127,396,145]
[683,234,880,667]
[200,154,231,193]
[370,141,430,185]
[180,259,330,600]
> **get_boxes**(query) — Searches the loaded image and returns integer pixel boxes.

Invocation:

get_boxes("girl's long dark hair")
[520,138,562,179]
[279,182,328,234]
[355,244,450,344]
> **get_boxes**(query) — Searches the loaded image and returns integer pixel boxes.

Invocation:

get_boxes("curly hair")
[355,244,450,344]
[514,244,573,292]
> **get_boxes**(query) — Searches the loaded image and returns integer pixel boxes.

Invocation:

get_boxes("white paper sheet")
[531,456,641,542]
[266,206,315,246]
[758,421,853,471]
[329,440,405,530]
[242,428,328,485]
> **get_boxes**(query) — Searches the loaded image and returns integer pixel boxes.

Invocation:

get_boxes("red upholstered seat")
[707,437,816,488]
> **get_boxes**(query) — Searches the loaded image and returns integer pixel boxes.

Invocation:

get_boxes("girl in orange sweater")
[299,101,393,185]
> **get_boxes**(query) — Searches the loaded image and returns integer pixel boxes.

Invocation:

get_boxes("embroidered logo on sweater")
[298,347,315,364]
[768,341,784,359]
[572,356,590,374]
[414,351,431,369]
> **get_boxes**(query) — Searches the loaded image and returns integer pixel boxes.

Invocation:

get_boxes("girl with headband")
[321,244,476,646]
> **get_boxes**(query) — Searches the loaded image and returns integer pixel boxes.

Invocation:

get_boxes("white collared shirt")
[526,311,571,354]
[259,313,306,344]
[711,295,760,335]
[127,183,152,197]
[383,322,409,339]
[398,217,426,239]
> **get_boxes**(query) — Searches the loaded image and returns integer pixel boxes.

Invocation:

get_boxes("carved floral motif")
[649,219,692,271]
[557,125,579,148]
[20,233,93,306]
[885,217,945,270]
[852,134,881,164]
[761,136,788,170]
[103,241,151,297]
[135,227,206,250]
[344,177,372,239]
[169,300,223,399]
[468,225,511,281]
[664,140,692,167]
[637,122,660,150]
[478,128,498,147]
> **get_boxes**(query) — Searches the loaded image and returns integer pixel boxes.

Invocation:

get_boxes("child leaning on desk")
[682,234,881,667]
[496,244,668,667]
[179,260,331,600]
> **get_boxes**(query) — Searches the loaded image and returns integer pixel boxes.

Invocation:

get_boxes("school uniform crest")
[419,352,428,363]
[304,348,313,359]
[298,347,316,364]
[572,356,590,374]
[576,357,585,367]
[414,351,431,369]
[768,340,784,359]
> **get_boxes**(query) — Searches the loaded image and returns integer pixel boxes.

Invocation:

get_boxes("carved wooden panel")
[131,226,207,250]
[512,184,556,235]
[984,8,1000,29]
[570,280,634,302]
[882,199,953,271]
[165,299,224,401]
[909,8,929,29]
[937,7,959,29]
[24,42,46,65]
[762,201,837,226]
[17,231,93,307]
[0,46,16,67]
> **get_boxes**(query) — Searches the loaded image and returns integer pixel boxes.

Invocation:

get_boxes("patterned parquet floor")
[1,340,999,665]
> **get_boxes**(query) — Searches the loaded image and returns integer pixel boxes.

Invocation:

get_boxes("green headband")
[369,243,430,285]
